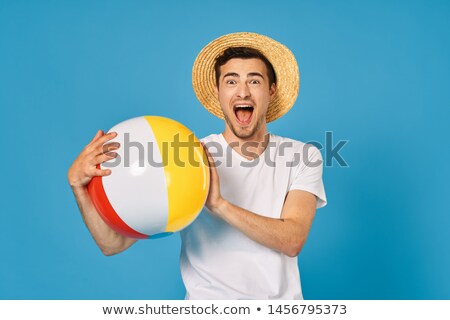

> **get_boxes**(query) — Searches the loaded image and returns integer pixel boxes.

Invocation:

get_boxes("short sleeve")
[289,145,327,208]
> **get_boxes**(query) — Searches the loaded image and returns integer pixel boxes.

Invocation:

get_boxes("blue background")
[1,0,449,299]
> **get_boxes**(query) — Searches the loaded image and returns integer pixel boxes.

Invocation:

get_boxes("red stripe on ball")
[88,170,148,239]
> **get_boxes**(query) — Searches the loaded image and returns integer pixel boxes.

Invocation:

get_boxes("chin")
[234,130,255,139]
[231,123,258,139]
[224,112,265,140]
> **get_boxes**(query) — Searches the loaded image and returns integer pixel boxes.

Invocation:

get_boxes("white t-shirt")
[180,133,327,299]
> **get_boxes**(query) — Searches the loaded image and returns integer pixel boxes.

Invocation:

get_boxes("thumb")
[201,142,216,168]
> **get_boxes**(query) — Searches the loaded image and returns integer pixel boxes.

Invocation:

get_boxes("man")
[68,32,326,299]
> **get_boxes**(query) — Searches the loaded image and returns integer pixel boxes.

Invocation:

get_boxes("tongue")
[236,109,252,123]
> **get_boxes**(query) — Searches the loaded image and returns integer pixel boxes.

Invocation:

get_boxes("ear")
[269,83,277,101]
[214,85,219,99]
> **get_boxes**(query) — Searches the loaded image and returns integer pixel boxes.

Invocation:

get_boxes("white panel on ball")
[101,117,169,236]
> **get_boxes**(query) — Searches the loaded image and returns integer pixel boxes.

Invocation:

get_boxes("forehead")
[219,58,268,76]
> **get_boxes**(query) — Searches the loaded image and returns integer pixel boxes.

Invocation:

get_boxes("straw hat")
[192,32,300,123]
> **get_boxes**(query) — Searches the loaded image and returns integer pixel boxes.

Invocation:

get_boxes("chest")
[216,158,294,218]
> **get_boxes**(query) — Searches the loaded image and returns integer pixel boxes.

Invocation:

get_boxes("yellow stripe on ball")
[145,116,210,232]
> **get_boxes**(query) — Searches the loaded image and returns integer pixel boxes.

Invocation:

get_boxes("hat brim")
[192,32,300,123]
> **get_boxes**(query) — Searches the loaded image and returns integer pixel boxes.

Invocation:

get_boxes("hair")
[214,47,277,88]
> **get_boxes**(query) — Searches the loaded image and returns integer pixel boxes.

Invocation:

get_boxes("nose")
[236,82,251,99]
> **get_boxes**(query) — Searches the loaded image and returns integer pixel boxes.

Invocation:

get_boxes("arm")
[204,147,316,257]
[68,130,137,256]
[211,191,316,257]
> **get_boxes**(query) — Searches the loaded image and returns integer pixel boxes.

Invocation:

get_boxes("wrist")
[213,198,229,218]
[71,184,88,195]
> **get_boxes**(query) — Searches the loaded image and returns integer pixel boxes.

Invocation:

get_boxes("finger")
[84,130,104,153]
[91,131,118,149]
[92,167,112,177]
[89,130,104,144]
[93,152,118,165]
[102,142,120,154]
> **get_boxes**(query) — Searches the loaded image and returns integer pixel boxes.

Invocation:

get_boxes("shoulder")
[199,133,221,144]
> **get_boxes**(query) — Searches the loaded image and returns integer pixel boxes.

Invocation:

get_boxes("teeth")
[235,105,253,109]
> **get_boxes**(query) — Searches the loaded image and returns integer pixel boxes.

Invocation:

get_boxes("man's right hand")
[67,130,137,255]
[68,130,120,189]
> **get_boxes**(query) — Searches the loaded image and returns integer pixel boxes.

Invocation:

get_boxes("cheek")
[255,93,270,109]
[218,90,233,105]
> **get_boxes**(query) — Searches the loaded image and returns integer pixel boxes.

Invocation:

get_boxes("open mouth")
[233,105,254,126]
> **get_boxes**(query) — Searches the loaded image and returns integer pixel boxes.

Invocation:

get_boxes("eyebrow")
[223,72,265,79]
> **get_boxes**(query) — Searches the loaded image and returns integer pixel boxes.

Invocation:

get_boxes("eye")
[249,79,260,85]
[226,79,237,85]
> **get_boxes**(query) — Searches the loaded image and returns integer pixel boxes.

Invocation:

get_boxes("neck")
[222,123,269,160]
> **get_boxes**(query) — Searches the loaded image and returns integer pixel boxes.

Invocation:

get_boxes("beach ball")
[87,116,210,239]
